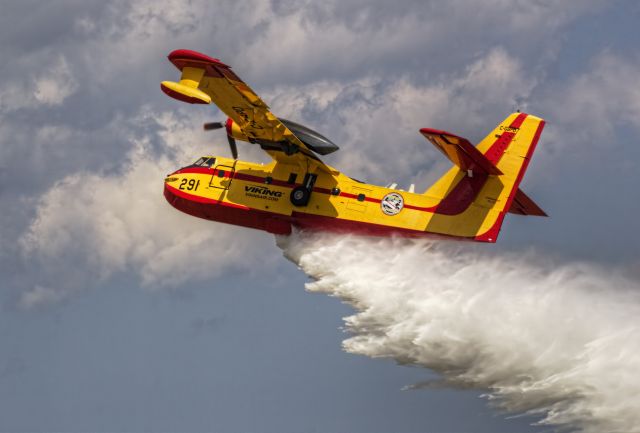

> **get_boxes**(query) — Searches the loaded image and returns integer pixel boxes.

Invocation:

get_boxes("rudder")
[421,112,545,242]
[473,112,545,241]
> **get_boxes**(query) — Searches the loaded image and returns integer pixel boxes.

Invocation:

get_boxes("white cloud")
[18,285,64,310]
[124,0,201,35]
[265,48,533,187]
[18,109,277,307]
[227,0,607,85]
[52,0,605,91]
[5,0,638,308]
[546,52,640,138]
[33,56,78,105]
[0,56,77,112]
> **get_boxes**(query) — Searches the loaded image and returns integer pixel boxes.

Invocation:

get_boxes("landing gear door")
[210,161,236,190]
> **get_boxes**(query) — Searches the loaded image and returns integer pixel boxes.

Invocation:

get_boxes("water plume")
[278,231,640,432]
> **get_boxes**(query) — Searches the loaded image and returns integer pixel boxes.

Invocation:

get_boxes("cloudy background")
[1,1,639,432]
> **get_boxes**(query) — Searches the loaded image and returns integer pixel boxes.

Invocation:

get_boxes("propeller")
[203,120,238,160]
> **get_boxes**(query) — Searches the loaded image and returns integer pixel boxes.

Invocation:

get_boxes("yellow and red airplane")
[161,49,546,242]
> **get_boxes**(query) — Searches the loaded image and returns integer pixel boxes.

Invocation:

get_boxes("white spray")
[278,231,640,433]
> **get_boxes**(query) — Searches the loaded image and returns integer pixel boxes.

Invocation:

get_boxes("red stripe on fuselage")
[174,166,218,175]
[164,178,484,240]
[174,167,436,212]
[173,113,526,220]
[164,180,476,240]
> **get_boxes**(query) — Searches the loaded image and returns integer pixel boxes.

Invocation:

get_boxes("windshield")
[191,157,215,167]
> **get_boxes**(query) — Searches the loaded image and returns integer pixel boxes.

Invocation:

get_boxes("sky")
[1,1,640,432]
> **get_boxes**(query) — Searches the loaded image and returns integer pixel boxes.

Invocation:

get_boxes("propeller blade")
[203,121,225,130]
[204,119,238,159]
[227,134,238,160]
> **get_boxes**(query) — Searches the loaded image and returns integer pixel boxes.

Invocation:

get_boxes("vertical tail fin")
[473,112,545,241]
[421,113,545,242]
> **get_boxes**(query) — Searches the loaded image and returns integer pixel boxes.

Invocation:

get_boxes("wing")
[420,128,503,176]
[161,49,335,172]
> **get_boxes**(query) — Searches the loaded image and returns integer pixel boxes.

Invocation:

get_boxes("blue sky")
[1,1,640,432]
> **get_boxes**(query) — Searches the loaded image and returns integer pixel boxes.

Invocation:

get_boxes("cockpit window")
[191,157,216,167]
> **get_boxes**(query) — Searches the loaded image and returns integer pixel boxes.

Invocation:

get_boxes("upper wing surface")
[161,49,332,169]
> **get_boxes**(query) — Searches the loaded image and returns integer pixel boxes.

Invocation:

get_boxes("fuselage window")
[357,194,365,202]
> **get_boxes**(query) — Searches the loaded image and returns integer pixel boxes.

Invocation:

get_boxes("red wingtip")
[168,49,228,66]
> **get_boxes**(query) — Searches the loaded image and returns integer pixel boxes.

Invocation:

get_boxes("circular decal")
[381,192,404,216]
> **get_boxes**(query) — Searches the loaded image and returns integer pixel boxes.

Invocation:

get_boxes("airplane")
[161,49,547,243]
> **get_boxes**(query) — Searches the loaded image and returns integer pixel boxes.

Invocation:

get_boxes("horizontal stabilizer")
[508,188,547,217]
[420,128,503,176]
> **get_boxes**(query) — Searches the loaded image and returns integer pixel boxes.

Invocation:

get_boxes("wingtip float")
[161,49,547,243]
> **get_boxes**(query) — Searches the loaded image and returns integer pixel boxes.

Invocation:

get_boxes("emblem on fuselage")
[381,192,404,216]
[244,185,283,201]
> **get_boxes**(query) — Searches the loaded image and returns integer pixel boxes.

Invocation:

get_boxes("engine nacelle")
[225,118,250,142]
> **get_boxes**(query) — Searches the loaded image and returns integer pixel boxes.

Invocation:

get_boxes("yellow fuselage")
[164,156,497,240]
